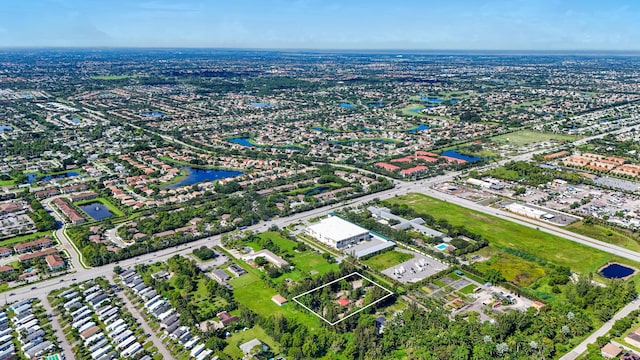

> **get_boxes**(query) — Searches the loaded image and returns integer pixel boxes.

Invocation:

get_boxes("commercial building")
[307,216,370,249]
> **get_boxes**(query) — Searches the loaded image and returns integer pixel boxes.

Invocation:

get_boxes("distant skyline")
[1,0,639,51]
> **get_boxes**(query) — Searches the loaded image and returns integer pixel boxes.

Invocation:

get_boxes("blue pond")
[229,137,255,147]
[71,117,81,123]
[600,263,635,279]
[368,101,384,108]
[441,150,483,163]
[250,102,273,108]
[169,166,243,189]
[340,102,355,109]
[408,124,430,133]
[0,125,12,131]
[421,97,457,104]
[79,203,113,221]
[141,111,164,118]
[28,171,79,183]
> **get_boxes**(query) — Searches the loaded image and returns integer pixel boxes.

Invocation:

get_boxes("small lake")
[408,124,430,133]
[141,111,164,118]
[340,102,355,109]
[368,101,384,108]
[421,97,458,104]
[28,171,79,183]
[0,125,12,131]
[169,166,243,189]
[80,203,113,221]
[229,137,255,147]
[441,150,483,163]
[71,117,81,123]
[250,102,274,108]
[600,263,635,279]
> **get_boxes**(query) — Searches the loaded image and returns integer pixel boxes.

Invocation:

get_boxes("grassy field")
[251,232,339,283]
[0,231,53,247]
[223,325,280,359]
[489,130,577,147]
[568,221,640,252]
[0,179,15,187]
[386,193,640,275]
[229,271,320,329]
[474,252,548,287]
[459,284,477,295]
[363,250,414,271]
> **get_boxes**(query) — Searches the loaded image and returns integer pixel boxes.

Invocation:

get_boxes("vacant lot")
[490,130,577,147]
[474,252,547,287]
[567,221,640,252]
[386,193,640,275]
[229,270,319,329]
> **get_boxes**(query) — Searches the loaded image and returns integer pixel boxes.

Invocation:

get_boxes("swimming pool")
[435,243,448,251]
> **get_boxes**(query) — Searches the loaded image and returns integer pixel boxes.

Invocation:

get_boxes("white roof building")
[307,216,370,249]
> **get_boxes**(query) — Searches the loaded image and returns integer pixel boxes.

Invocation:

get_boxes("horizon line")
[1,46,640,55]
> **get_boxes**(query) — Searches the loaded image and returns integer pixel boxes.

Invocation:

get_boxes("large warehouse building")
[307,216,371,249]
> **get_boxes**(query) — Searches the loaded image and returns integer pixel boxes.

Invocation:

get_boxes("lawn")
[252,232,339,283]
[229,271,319,329]
[0,179,15,187]
[386,193,640,275]
[489,130,577,147]
[223,325,280,359]
[474,252,548,287]
[0,231,53,247]
[459,284,477,295]
[567,221,640,252]
[362,250,414,271]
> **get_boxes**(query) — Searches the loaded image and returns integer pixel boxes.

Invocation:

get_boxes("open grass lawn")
[0,231,53,247]
[254,231,339,283]
[363,250,414,271]
[0,179,15,187]
[567,221,640,252]
[386,193,640,275]
[459,284,477,295]
[224,325,280,359]
[474,252,548,287]
[489,130,577,147]
[229,272,320,329]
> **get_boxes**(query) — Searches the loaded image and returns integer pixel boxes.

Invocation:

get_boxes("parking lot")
[381,248,448,283]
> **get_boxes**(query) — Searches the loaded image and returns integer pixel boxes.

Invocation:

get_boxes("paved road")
[560,297,640,359]
[40,295,74,360]
[110,277,173,359]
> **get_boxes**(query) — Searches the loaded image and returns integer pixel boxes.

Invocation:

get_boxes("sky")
[0,0,639,50]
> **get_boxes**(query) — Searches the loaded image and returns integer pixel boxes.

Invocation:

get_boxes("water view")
[229,137,255,147]
[79,203,113,221]
[141,111,164,118]
[28,171,80,183]
[408,124,430,133]
[250,102,274,108]
[340,102,355,109]
[441,150,483,163]
[600,263,635,279]
[169,166,243,189]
